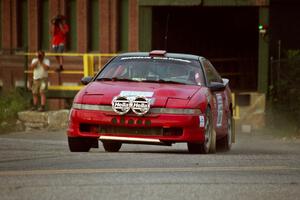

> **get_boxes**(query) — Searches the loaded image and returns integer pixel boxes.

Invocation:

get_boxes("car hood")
[81,81,202,107]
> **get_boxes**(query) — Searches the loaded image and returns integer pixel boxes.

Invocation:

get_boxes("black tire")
[217,113,233,152]
[68,137,96,152]
[102,141,122,152]
[188,107,216,154]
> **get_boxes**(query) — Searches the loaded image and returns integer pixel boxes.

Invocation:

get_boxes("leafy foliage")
[0,89,30,123]
[268,50,300,133]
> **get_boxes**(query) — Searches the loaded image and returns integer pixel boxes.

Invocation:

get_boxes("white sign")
[120,91,154,97]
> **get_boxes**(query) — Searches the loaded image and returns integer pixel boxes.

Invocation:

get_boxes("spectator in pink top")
[51,15,69,72]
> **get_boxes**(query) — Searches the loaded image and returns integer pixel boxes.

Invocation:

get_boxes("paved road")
[0,130,299,200]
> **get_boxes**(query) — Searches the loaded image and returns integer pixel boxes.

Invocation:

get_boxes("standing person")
[30,51,50,112]
[50,14,69,72]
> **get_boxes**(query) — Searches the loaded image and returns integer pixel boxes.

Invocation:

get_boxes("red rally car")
[67,50,235,154]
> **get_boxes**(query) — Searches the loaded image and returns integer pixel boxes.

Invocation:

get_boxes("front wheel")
[188,107,216,154]
[68,137,97,152]
[217,112,233,152]
[102,141,122,152]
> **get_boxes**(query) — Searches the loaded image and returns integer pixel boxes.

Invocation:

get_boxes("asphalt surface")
[0,130,299,200]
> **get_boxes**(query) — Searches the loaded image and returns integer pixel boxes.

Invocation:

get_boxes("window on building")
[66,0,77,51]
[88,0,99,52]
[39,0,49,51]
[17,0,28,50]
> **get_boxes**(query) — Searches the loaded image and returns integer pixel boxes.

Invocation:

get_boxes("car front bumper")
[67,108,206,144]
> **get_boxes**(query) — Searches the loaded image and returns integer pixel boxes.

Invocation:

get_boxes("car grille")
[79,124,183,137]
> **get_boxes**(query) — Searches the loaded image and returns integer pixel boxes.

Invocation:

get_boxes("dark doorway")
[152,6,259,91]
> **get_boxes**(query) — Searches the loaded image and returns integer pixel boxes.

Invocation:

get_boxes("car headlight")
[72,103,113,111]
[150,108,201,115]
[73,103,201,115]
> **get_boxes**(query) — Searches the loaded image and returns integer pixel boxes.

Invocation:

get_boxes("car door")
[202,59,228,133]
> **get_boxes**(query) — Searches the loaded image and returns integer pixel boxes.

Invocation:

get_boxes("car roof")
[118,52,205,61]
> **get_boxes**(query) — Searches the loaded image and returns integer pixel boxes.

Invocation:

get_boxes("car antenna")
[164,13,170,51]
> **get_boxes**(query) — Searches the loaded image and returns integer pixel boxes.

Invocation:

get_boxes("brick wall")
[128,0,139,51]
[0,0,137,109]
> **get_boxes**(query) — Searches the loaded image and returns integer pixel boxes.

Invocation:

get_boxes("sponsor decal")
[216,94,223,127]
[199,115,205,127]
[120,56,191,63]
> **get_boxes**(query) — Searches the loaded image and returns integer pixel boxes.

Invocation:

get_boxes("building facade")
[0,0,300,98]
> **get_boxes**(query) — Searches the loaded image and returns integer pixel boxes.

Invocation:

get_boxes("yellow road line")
[0,166,298,177]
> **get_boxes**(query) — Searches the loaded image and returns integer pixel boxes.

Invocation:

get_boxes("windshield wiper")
[112,77,139,82]
[96,77,139,82]
[141,79,185,84]
[96,77,114,81]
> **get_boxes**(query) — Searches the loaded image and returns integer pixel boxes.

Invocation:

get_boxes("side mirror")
[222,78,229,86]
[209,81,226,92]
[81,76,93,85]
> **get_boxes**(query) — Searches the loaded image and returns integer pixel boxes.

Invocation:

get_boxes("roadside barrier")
[21,52,116,96]
[231,93,240,120]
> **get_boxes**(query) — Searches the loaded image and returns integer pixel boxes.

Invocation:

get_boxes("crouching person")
[30,50,50,112]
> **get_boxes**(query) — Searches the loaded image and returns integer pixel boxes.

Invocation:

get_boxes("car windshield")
[96,56,205,85]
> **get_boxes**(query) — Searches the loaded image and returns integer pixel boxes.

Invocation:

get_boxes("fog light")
[120,117,125,125]
[111,118,117,124]
[137,119,143,125]
[128,119,134,125]
[145,120,151,126]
